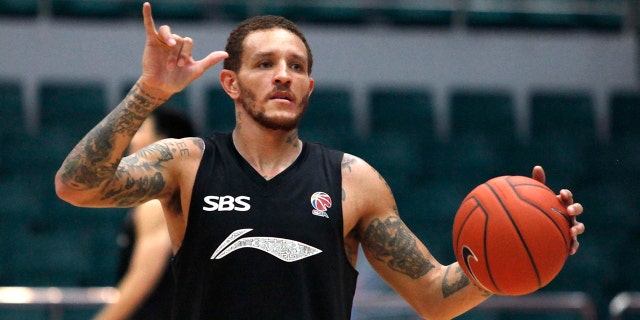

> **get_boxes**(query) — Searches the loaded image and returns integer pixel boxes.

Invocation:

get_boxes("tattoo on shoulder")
[341,154,357,173]
[190,137,204,151]
[363,216,434,279]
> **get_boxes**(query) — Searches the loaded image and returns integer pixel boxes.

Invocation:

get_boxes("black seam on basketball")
[473,187,503,295]
[506,177,571,254]
[486,180,542,288]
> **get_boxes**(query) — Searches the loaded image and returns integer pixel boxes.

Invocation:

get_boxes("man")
[93,108,195,320]
[55,3,585,319]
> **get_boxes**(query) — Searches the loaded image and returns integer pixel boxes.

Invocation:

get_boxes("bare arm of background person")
[93,200,171,320]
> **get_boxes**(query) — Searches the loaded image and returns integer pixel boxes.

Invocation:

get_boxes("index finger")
[142,2,157,37]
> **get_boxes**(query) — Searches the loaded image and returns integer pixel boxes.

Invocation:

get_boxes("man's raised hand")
[140,2,228,97]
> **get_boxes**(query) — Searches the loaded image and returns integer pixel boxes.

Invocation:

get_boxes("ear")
[220,69,239,99]
[307,77,315,96]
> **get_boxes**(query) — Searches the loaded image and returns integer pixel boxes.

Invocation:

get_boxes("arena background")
[0,1,638,319]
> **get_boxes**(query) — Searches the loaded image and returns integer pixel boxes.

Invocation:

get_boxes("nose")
[273,62,291,85]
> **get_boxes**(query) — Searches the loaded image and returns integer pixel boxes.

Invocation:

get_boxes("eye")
[290,63,304,72]
[258,61,273,69]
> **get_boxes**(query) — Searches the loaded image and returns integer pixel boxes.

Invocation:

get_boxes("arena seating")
[0,1,636,318]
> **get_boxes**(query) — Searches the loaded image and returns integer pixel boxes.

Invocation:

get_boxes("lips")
[270,91,293,102]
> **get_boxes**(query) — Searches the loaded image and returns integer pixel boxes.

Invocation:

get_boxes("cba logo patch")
[310,192,331,218]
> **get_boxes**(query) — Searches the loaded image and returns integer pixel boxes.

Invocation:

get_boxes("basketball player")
[94,108,196,320]
[55,3,585,319]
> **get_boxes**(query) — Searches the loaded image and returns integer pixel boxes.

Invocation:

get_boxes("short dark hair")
[223,15,313,74]
[150,108,196,139]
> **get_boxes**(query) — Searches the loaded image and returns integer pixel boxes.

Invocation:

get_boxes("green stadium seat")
[9,229,93,286]
[0,310,48,320]
[0,81,24,137]
[0,0,38,17]
[529,91,596,140]
[466,0,623,31]
[39,81,107,137]
[585,90,640,184]
[263,0,368,24]
[359,87,436,188]
[121,0,207,20]
[0,81,26,175]
[380,1,454,27]
[369,87,436,142]
[299,86,356,150]
[525,90,595,189]
[38,81,107,174]
[51,0,128,19]
[610,90,640,143]
[218,1,250,21]
[204,85,235,134]
[121,80,190,112]
[447,89,519,182]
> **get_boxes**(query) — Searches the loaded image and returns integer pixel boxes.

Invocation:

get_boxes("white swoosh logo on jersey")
[210,229,322,262]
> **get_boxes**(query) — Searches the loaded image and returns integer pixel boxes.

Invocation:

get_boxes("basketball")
[452,175,572,296]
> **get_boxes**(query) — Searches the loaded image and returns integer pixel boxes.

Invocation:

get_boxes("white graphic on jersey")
[210,229,322,262]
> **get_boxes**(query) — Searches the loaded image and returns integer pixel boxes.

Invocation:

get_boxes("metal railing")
[0,287,118,320]
[610,291,640,320]
[353,290,598,320]
[0,287,602,320]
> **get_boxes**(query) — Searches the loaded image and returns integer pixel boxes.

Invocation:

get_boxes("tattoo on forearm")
[442,264,470,297]
[363,216,434,279]
[58,82,164,191]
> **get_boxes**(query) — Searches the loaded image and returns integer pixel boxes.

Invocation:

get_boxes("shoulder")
[340,153,385,190]
[341,153,397,223]
[162,137,205,157]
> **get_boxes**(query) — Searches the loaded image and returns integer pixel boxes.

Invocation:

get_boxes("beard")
[238,86,309,131]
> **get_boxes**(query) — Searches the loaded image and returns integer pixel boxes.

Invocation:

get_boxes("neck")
[232,127,302,180]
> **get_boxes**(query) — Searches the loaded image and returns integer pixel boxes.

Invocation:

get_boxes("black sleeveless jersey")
[171,133,358,320]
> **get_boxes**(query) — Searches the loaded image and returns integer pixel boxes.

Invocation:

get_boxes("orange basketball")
[452,175,572,296]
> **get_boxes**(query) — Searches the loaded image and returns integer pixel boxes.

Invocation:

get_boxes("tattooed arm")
[341,154,491,320]
[55,2,226,207]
